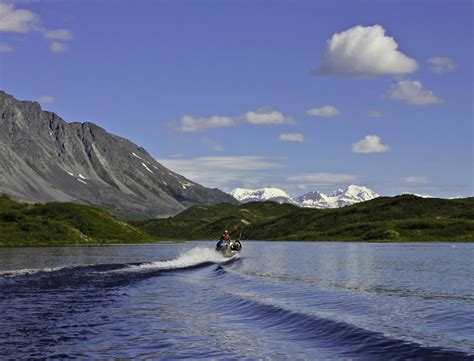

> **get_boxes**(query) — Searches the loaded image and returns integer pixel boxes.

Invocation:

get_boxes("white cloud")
[287,172,361,186]
[0,42,13,52]
[243,107,294,125]
[0,3,73,51]
[306,105,341,117]
[37,95,54,104]
[50,41,68,53]
[352,135,389,153]
[279,133,304,142]
[427,57,457,74]
[0,3,39,33]
[175,107,293,132]
[402,176,429,184]
[389,80,442,105]
[314,25,418,77]
[178,115,235,132]
[368,110,383,118]
[159,156,284,190]
[43,28,73,41]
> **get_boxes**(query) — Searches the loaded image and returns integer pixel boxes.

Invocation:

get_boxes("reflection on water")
[1,241,473,359]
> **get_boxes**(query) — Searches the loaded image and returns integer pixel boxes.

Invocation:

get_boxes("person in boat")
[216,230,231,251]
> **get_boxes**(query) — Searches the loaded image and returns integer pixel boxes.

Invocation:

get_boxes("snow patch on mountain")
[230,187,291,203]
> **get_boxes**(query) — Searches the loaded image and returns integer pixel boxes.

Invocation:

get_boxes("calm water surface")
[1,242,473,360]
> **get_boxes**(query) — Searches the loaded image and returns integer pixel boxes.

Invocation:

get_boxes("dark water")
[1,242,473,360]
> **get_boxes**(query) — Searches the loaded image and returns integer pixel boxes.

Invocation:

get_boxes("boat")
[215,239,242,258]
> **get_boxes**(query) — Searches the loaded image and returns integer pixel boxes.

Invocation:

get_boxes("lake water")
[1,242,473,360]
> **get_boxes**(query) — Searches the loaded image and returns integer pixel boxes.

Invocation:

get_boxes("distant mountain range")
[230,185,379,208]
[0,91,236,218]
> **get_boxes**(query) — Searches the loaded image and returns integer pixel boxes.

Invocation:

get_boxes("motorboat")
[215,239,242,258]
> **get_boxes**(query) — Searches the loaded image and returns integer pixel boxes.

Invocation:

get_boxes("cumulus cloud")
[175,107,293,132]
[313,25,418,77]
[287,172,361,186]
[159,156,284,190]
[37,95,54,104]
[389,80,442,105]
[306,105,341,117]
[427,57,457,74]
[368,110,383,118]
[0,3,73,52]
[243,107,294,125]
[279,133,304,142]
[0,3,39,33]
[43,28,73,41]
[178,115,235,132]
[352,135,389,153]
[0,42,13,52]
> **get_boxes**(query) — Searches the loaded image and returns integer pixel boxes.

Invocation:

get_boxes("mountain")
[296,185,379,208]
[230,187,293,203]
[230,185,379,208]
[0,91,236,218]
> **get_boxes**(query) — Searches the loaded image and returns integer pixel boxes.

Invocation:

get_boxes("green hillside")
[0,195,156,246]
[134,195,474,242]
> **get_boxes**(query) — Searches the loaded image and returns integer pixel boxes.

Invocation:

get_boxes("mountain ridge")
[230,185,379,208]
[0,91,236,218]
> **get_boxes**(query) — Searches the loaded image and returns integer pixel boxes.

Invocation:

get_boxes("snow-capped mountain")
[230,187,292,203]
[296,185,379,208]
[230,185,379,208]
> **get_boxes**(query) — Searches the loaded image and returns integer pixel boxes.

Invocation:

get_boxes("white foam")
[122,247,235,272]
[78,174,86,179]
[67,171,74,176]
[77,178,88,185]
[0,266,65,278]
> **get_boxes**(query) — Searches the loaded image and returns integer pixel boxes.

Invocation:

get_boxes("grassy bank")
[134,195,474,242]
[0,195,157,246]
[1,194,473,246]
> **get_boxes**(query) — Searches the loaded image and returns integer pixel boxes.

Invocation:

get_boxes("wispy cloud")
[287,172,361,186]
[37,95,54,104]
[368,110,383,118]
[279,133,304,142]
[352,135,389,153]
[389,80,442,105]
[427,57,457,74]
[159,156,284,190]
[43,28,73,41]
[313,25,418,77]
[175,107,293,132]
[306,105,341,117]
[402,176,429,184]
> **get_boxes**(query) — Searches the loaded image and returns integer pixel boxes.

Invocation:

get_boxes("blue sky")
[0,0,472,197]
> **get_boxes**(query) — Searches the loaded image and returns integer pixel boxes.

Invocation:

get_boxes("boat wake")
[119,247,238,273]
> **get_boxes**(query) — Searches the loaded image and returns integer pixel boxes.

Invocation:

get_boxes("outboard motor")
[231,240,242,251]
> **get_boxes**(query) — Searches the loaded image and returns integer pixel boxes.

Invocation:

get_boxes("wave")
[1,247,237,280]
[119,247,238,273]
[209,281,474,360]
[0,266,67,278]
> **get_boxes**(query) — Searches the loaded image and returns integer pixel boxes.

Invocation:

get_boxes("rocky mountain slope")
[0,91,235,218]
[230,185,379,208]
